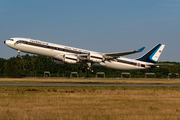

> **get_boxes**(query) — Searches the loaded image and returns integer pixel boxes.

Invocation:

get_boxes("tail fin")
[136,44,165,63]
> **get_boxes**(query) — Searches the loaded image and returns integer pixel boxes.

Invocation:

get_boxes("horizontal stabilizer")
[147,63,173,66]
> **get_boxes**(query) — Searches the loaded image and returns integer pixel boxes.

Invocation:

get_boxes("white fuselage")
[5,37,153,70]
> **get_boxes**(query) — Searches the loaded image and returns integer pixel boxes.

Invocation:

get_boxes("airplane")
[4,37,170,72]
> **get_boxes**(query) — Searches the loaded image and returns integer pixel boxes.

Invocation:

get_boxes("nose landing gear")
[17,50,21,57]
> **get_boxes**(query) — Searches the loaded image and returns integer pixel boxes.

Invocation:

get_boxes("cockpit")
[4,38,14,44]
[8,39,14,41]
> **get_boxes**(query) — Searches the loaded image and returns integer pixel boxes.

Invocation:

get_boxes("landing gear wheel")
[90,69,94,73]
[82,68,87,73]
[78,67,83,70]
[86,62,94,73]
[86,67,94,73]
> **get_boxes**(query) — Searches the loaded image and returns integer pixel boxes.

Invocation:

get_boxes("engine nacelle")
[54,54,79,64]
[54,53,104,63]
[89,53,104,62]
[52,58,64,64]
[64,54,78,64]
[54,54,65,62]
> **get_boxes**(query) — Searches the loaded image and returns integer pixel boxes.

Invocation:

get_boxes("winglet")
[137,47,145,52]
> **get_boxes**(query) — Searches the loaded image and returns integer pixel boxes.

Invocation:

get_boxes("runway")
[0,83,180,87]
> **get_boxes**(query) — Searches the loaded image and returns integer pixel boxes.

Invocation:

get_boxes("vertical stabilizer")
[136,44,165,63]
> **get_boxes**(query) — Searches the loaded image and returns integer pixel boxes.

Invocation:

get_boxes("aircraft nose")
[4,41,6,44]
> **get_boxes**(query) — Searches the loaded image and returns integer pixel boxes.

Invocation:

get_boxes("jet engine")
[54,54,79,64]
[52,58,64,64]
[88,53,104,62]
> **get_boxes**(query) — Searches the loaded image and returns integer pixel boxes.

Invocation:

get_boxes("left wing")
[103,47,145,58]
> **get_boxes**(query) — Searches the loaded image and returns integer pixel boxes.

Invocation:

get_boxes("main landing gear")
[78,63,94,73]
[87,62,94,73]
[17,50,21,57]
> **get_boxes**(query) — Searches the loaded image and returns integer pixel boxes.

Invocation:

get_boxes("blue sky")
[1,0,180,62]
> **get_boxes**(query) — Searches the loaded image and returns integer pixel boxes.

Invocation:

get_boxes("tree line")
[0,54,179,78]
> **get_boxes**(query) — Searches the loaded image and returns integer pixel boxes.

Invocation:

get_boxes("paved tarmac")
[0,83,180,87]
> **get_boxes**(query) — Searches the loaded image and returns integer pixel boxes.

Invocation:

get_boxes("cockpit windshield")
[8,39,14,41]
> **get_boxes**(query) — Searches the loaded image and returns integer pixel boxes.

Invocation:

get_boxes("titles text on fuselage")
[30,40,48,45]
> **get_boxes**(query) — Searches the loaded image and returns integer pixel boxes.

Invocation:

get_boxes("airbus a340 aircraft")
[4,37,169,72]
